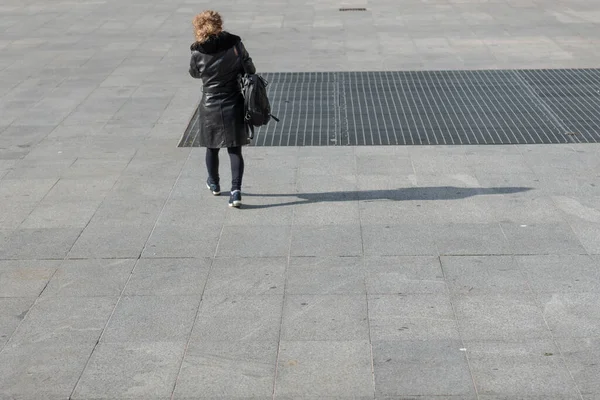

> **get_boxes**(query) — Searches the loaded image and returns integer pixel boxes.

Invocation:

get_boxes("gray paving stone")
[0,342,94,400]
[92,196,167,224]
[42,177,119,202]
[204,257,286,296]
[174,341,277,399]
[217,225,291,258]
[454,293,551,341]
[281,295,369,341]
[373,340,475,398]
[406,174,482,191]
[0,159,16,173]
[539,292,600,338]
[358,198,430,225]
[20,200,101,229]
[467,153,533,177]
[409,147,472,175]
[567,219,600,255]
[537,175,600,197]
[24,136,136,162]
[168,178,225,201]
[101,295,200,343]
[277,397,372,400]
[293,202,361,225]
[466,340,580,398]
[72,341,185,400]
[287,196,359,217]
[0,177,58,202]
[517,255,600,293]
[552,195,600,223]
[0,125,55,157]
[0,260,59,297]
[477,395,580,400]
[124,258,211,296]
[120,161,187,182]
[434,223,510,255]
[101,175,172,204]
[441,255,529,294]
[275,341,374,398]
[557,337,600,397]
[291,224,362,257]
[501,222,588,255]
[142,223,222,258]
[356,154,413,175]
[368,294,459,341]
[3,158,77,179]
[191,295,283,342]
[286,256,366,295]
[0,227,83,259]
[295,174,357,196]
[221,200,293,225]
[69,222,155,259]
[475,172,541,191]
[298,153,356,177]
[42,259,135,297]
[365,256,445,294]
[9,296,117,346]
[362,224,438,256]
[0,297,35,348]
[367,277,447,296]
[486,195,567,224]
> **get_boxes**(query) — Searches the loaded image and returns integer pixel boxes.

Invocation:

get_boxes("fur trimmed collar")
[190,31,241,54]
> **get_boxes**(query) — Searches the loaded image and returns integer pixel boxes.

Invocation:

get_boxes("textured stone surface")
[174,341,278,399]
[467,340,581,398]
[275,341,374,398]
[281,295,369,341]
[1,0,599,397]
[373,340,476,398]
[101,296,200,343]
[72,342,185,400]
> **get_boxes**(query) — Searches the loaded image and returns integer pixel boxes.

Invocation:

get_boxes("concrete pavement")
[1,0,600,399]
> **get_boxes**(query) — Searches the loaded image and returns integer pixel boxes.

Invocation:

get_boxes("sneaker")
[228,190,242,208]
[206,179,220,196]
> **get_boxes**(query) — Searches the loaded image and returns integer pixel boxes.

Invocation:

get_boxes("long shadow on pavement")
[242,186,532,209]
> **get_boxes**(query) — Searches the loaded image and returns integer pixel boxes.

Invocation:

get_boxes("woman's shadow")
[242,186,532,209]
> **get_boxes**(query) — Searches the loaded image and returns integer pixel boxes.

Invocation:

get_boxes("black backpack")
[235,44,279,139]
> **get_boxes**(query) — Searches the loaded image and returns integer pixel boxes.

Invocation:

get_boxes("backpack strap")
[234,43,253,140]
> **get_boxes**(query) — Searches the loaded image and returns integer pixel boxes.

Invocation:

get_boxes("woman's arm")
[238,41,256,74]
[189,51,202,79]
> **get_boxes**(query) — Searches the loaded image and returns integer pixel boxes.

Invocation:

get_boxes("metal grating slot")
[256,72,340,146]
[178,68,600,147]
[339,8,367,11]
[517,69,600,143]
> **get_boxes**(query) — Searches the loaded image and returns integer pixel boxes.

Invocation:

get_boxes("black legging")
[205,146,244,191]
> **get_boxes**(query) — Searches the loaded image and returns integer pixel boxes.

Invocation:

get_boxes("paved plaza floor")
[1,0,600,399]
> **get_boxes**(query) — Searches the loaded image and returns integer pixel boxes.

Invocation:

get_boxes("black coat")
[189,32,256,148]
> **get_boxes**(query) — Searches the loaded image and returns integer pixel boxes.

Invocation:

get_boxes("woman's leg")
[227,146,244,191]
[205,148,220,183]
[205,148,221,195]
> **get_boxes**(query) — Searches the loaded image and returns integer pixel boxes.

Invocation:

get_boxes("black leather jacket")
[189,32,256,148]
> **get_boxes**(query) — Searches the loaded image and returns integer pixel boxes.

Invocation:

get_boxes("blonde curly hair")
[193,10,223,43]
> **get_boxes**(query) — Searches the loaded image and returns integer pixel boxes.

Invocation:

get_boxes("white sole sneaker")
[229,190,242,207]
[206,183,220,196]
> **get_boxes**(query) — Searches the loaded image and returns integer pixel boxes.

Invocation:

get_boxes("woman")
[189,10,255,208]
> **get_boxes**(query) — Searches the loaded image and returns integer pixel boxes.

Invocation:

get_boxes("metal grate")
[517,69,600,144]
[339,8,367,11]
[178,69,600,147]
